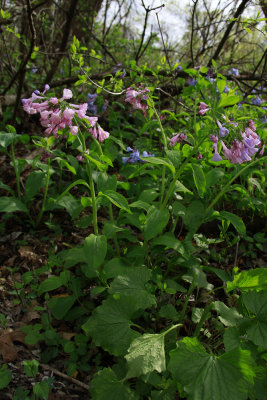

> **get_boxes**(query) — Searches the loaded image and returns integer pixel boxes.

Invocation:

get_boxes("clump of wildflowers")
[170,133,187,147]
[125,85,150,116]
[228,68,239,76]
[210,120,262,164]
[22,86,109,142]
[122,147,154,164]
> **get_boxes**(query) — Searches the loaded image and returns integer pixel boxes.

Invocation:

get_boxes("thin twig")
[40,363,90,391]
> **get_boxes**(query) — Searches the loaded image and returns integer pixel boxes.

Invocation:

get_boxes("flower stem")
[36,157,51,227]
[10,141,21,200]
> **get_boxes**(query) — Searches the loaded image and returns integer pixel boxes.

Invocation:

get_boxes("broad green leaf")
[48,295,75,319]
[56,159,76,175]
[168,337,255,400]
[57,195,82,218]
[125,333,166,378]
[33,380,50,400]
[38,276,63,295]
[130,200,150,212]
[83,234,107,274]
[0,131,17,148]
[242,291,267,348]
[0,197,28,213]
[140,156,175,174]
[183,200,204,232]
[220,211,246,236]
[0,364,12,389]
[144,206,170,240]
[152,233,185,255]
[90,368,137,400]
[217,80,226,93]
[108,266,156,309]
[97,173,117,192]
[214,301,243,327]
[206,168,224,188]
[24,171,46,203]
[227,268,267,292]
[82,296,140,356]
[248,366,267,400]
[218,95,242,108]
[223,327,242,352]
[99,190,131,213]
[191,163,206,198]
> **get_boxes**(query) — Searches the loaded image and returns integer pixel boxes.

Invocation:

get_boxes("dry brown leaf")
[0,328,25,362]
[18,246,38,261]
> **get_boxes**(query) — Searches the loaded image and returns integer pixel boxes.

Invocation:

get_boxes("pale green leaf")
[242,291,267,349]
[125,333,166,378]
[144,206,169,240]
[227,268,267,292]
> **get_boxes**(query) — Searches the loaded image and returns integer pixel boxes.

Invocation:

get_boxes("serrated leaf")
[0,197,28,213]
[242,291,267,349]
[82,296,140,356]
[125,333,166,378]
[99,190,131,213]
[144,206,169,240]
[90,368,137,400]
[168,337,255,400]
[227,268,267,292]
[108,266,156,309]
[220,211,246,236]
[191,163,206,198]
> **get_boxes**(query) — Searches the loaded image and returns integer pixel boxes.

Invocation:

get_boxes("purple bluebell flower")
[122,147,154,164]
[251,96,262,106]
[87,93,98,115]
[219,127,229,137]
[173,60,182,72]
[187,77,197,86]
[113,63,126,78]
[102,99,108,112]
[30,67,38,74]
[229,68,239,76]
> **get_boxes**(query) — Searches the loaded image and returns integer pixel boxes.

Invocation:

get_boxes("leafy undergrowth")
[0,55,267,400]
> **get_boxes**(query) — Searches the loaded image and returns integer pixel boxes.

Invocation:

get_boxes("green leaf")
[125,333,166,378]
[130,200,150,212]
[191,163,206,198]
[38,276,63,295]
[217,80,226,93]
[0,197,28,213]
[90,368,138,400]
[141,156,175,174]
[0,364,12,389]
[0,131,17,148]
[227,268,267,292]
[48,295,75,319]
[242,291,267,349]
[218,95,242,108]
[33,380,50,400]
[82,234,107,275]
[99,190,131,213]
[108,266,156,309]
[0,179,14,195]
[57,195,82,218]
[183,200,204,232]
[152,233,184,255]
[24,171,46,204]
[144,206,170,240]
[214,301,243,327]
[82,296,140,356]
[168,337,255,400]
[220,211,246,236]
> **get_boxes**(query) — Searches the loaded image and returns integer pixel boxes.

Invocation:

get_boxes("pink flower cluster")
[125,85,150,116]
[211,120,263,164]
[22,86,109,142]
[199,102,210,116]
[170,133,187,147]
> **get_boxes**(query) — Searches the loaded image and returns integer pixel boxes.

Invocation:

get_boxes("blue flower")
[122,147,154,164]
[229,68,239,76]
[187,77,197,86]
[251,96,262,106]
[219,127,229,137]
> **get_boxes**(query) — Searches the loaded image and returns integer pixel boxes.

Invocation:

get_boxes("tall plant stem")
[108,203,120,255]
[85,157,98,235]
[10,141,21,200]
[176,279,196,336]
[149,97,168,205]
[36,157,51,227]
